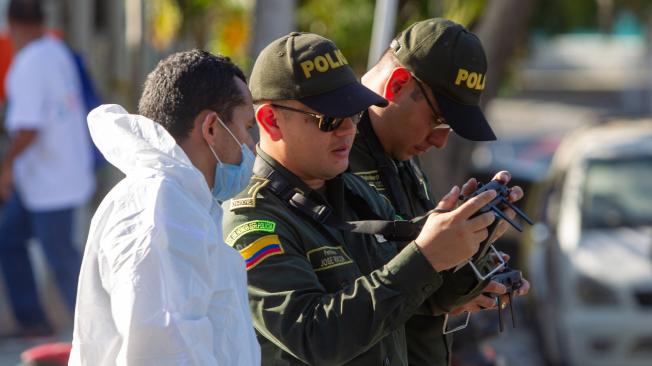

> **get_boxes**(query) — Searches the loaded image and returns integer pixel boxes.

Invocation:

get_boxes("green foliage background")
[296,0,375,74]
[145,0,652,75]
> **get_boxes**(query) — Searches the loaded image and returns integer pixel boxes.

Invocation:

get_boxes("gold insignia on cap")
[299,49,349,79]
[454,68,485,91]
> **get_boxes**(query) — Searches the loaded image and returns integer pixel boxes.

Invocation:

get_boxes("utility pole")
[367,0,398,69]
[125,0,145,110]
[68,0,94,55]
[251,0,296,60]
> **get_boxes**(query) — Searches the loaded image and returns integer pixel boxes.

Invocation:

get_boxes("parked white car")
[527,120,652,366]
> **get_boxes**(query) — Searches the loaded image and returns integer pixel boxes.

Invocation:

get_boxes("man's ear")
[383,67,412,102]
[199,110,219,142]
[256,104,282,141]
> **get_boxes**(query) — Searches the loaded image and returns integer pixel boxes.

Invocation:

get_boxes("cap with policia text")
[391,18,497,141]
[250,32,387,118]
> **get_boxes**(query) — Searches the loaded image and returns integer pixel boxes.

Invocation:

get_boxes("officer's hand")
[449,281,507,315]
[496,278,531,310]
[515,278,531,296]
[432,184,460,211]
[415,186,497,271]
[493,171,524,239]
[489,251,510,266]
[437,177,480,210]
[460,177,478,197]
[465,171,525,242]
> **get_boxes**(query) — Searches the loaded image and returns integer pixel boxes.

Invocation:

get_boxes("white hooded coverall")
[69,105,261,365]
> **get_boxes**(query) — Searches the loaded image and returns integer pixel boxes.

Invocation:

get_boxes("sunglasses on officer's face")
[270,104,363,132]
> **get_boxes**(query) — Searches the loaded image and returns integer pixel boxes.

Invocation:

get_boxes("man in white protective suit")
[69,50,261,365]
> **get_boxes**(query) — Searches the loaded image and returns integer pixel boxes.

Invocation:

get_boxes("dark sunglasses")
[270,104,363,132]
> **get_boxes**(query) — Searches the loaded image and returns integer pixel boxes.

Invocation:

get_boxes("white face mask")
[206,116,255,202]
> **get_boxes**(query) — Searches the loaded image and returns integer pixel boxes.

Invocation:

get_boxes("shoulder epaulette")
[229,176,270,211]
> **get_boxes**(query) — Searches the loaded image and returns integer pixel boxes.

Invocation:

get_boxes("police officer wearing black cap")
[222,32,503,365]
[350,18,531,365]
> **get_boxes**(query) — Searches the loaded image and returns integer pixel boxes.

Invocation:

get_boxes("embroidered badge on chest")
[225,220,276,247]
[354,170,386,192]
[306,246,354,271]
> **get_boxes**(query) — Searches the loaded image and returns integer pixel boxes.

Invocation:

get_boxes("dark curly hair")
[138,50,247,142]
[8,0,44,24]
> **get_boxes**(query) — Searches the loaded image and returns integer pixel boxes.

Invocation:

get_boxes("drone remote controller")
[454,180,534,278]
[488,267,523,332]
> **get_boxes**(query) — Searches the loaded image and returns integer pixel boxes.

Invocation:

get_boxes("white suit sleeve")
[99,186,218,365]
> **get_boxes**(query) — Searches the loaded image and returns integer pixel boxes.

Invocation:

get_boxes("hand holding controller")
[487,267,523,332]
[454,180,534,278]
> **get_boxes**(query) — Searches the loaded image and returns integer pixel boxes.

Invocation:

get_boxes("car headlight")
[576,274,619,306]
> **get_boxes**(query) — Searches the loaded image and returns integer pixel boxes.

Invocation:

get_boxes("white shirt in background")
[5,35,95,210]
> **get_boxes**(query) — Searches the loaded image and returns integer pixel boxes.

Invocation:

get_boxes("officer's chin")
[326,163,348,179]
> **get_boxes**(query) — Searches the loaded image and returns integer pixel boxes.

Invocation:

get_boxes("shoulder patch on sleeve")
[229,177,269,211]
[225,220,276,247]
[239,234,284,270]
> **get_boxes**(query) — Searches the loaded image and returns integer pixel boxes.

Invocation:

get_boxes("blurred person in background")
[350,18,530,365]
[69,50,260,365]
[0,0,95,337]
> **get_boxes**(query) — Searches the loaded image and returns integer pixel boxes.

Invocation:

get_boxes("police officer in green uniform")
[350,19,530,365]
[222,32,509,366]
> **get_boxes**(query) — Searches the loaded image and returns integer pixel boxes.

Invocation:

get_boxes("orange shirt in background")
[0,35,13,104]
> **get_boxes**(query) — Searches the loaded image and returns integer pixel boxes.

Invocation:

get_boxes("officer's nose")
[425,127,451,149]
[333,116,356,137]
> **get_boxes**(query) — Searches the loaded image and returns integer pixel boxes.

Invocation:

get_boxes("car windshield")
[581,156,652,228]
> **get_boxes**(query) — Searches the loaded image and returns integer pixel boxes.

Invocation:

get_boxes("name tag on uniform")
[306,246,353,272]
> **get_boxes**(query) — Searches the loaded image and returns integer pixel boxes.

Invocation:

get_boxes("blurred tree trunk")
[647,10,652,115]
[475,0,538,106]
[125,0,146,111]
[250,0,296,59]
[419,0,537,199]
[368,0,398,69]
[596,0,615,33]
[67,0,95,55]
[249,0,295,142]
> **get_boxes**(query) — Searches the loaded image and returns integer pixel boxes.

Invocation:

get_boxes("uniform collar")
[357,111,399,174]
[254,145,346,208]
[255,145,316,196]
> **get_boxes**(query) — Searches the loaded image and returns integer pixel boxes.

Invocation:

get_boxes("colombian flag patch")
[239,234,284,270]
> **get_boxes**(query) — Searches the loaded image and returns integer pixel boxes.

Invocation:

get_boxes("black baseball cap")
[391,18,496,141]
[250,32,387,118]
